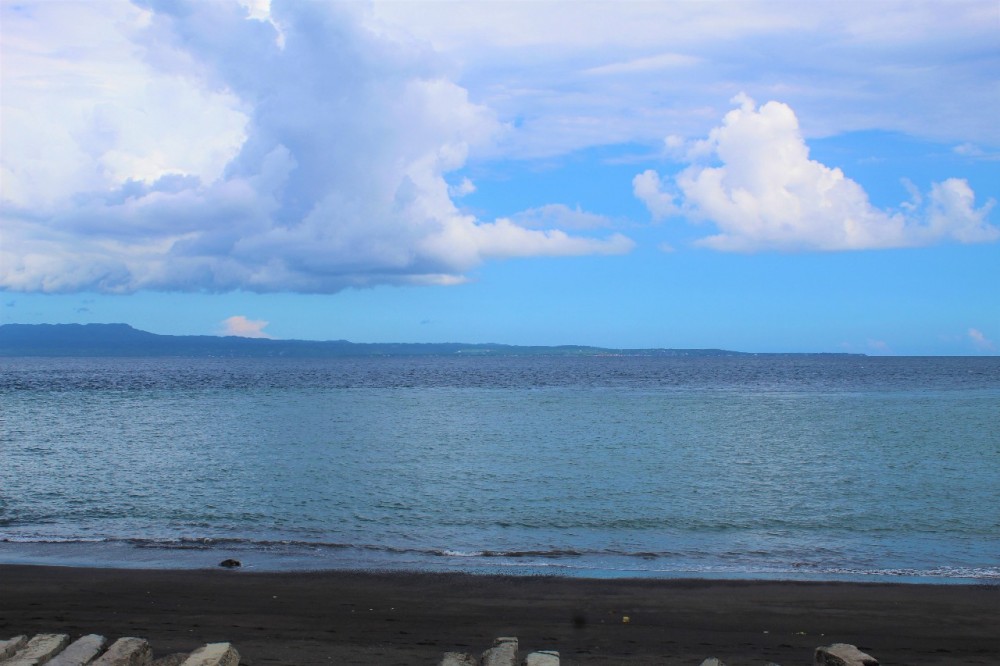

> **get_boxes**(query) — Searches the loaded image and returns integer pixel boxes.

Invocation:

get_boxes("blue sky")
[1,0,998,354]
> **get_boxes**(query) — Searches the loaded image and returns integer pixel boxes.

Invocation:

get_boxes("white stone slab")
[523,650,560,666]
[438,653,476,666]
[0,637,28,661]
[482,637,518,666]
[2,634,70,666]
[89,638,151,666]
[178,644,239,666]
[815,643,879,666]
[46,635,107,666]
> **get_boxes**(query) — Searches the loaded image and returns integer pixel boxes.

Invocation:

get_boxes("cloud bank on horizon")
[1,0,997,294]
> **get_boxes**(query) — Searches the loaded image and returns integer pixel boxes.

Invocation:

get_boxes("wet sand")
[1,565,997,665]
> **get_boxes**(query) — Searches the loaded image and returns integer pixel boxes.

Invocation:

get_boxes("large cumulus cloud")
[0,0,631,294]
[634,95,997,251]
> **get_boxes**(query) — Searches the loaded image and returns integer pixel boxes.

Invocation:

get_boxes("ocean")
[1,355,998,583]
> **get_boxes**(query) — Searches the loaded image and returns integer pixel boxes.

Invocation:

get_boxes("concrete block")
[90,638,151,666]
[699,659,726,666]
[1,637,29,660]
[481,637,518,666]
[178,644,239,666]
[47,635,107,666]
[3,634,70,666]
[523,650,559,666]
[438,652,476,666]
[815,643,879,666]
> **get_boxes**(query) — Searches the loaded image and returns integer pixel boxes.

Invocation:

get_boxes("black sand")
[1,565,997,664]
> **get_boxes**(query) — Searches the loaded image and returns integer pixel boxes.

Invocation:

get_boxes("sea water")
[1,355,998,583]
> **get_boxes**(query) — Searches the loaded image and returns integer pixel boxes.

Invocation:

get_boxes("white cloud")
[953,143,985,157]
[0,2,247,209]
[371,1,1000,157]
[632,171,678,220]
[0,0,631,294]
[634,95,998,251]
[867,339,891,354]
[968,328,995,352]
[584,53,700,76]
[925,180,998,243]
[510,204,614,230]
[422,218,633,263]
[221,315,272,338]
[448,177,477,198]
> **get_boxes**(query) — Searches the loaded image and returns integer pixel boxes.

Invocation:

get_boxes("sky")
[1,0,998,354]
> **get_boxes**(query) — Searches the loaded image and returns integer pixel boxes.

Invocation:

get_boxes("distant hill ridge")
[0,323,858,357]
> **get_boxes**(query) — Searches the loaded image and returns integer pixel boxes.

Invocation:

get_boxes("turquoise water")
[1,356,998,582]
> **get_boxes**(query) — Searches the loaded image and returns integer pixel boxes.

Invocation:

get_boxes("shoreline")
[3,541,997,586]
[2,565,997,665]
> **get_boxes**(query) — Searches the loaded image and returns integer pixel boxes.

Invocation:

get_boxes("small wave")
[3,535,998,581]
[1,535,609,559]
[437,550,482,558]
[0,536,110,544]
[822,565,1000,580]
[440,549,584,559]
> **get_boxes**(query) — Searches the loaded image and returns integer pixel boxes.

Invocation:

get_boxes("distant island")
[0,323,861,358]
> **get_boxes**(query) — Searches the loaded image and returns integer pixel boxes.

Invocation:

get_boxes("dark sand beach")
[1,565,997,665]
